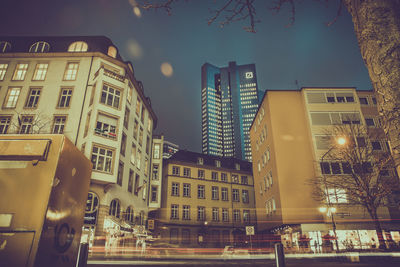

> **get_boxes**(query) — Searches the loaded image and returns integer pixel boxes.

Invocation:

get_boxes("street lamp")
[320,136,347,251]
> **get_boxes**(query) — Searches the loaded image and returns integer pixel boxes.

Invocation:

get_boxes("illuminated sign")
[245,72,253,79]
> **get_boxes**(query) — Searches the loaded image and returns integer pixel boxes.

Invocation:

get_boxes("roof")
[166,150,252,173]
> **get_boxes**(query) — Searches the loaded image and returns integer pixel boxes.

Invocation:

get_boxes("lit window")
[242,190,249,203]
[19,115,33,134]
[25,88,41,108]
[100,84,121,108]
[91,145,114,173]
[197,157,204,165]
[3,87,21,108]
[12,63,28,80]
[198,169,205,179]
[0,63,8,80]
[109,199,120,218]
[107,46,117,58]
[52,116,66,134]
[0,116,11,134]
[57,88,73,108]
[32,63,48,81]
[29,41,50,53]
[68,41,88,52]
[63,62,79,80]
[0,41,11,53]
[243,210,250,222]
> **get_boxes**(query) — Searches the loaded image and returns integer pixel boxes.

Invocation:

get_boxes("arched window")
[86,192,99,213]
[0,41,11,53]
[109,199,121,218]
[107,46,117,58]
[125,206,134,223]
[29,41,50,53]
[68,41,88,52]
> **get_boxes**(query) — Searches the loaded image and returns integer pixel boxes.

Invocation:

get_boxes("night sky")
[0,0,372,153]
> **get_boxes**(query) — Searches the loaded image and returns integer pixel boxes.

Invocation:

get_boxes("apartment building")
[250,87,400,250]
[156,150,255,247]
[0,36,157,249]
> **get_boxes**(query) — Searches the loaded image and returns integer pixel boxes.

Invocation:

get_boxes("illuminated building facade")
[156,150,256,247]
[201,61,259,161]
[0,36,157,249]
[250,87,400,251]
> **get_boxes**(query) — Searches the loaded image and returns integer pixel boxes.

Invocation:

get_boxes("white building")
[0,36,158,249]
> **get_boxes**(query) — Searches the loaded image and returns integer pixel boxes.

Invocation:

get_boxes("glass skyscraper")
[201,61,260,161]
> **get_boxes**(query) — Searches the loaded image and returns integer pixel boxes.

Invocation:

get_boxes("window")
[109,199,120,218]
[0,41,11,53]
[183,205,190,220]
[235,163,240,170]
[63,62,79,80]
[241,176,248,185]
[32,63,48,81]
[18,116,33,134]
[52,116,66,134]
[147,118,152,132]
[232,189,239,202]
[171,182,179,196]
[153,144,160,159]
[23,88,40,109]
[171,204,179,219]
[327,188,347,203]
[221,187,228,201]
[172,166,180,175]
[197,157,204,165]
[141,105,145,123]
[212,186,219,200]
[372,141,383,151]
[134,174,140,195]
[198,169,205,179]
[135,97,141,115]
[233,210,240,222]
[120,134,127,155]
[211,172,218,181]
[123,108,130,129]
[117,162,124,186]
[222,209,229,222]
[221,173,227,182]
[95,113,117,139]
[231,174,239,183]
[372,97,377,105]
[68,41,88,52]
[365,118,376,127]
[197,185,205,199]
[57,88,73,108]
[183,168,191,177]
[152,164,159,180]
[0,63,8,80]
[125,206,134,223]
[133,120,139,139]
[136,149,141,169]
[359,97,368,105]
[242,190,249,203]
[212,208,219,221]
[243,210,250,222]
[86,192,99,213]
[100,84,121,108]
[138,127,143,146]
[12,63,28,80]
[91,145,114,173]
[128,170,133,192]
[321,162,352,175]
[151,186,158,202]
[197,206,205,221]
[215,160,221,167]
[29,41,50,53]
[183,183,191,197]
[356,137,366,147]
[0,116,11,134]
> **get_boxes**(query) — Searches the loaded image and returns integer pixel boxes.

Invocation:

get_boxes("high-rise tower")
[201,61,259,161]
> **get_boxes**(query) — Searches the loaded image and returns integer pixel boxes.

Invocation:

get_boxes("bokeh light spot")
[161,62,173,77]
[133,7,142,17]
[125,39,143,59]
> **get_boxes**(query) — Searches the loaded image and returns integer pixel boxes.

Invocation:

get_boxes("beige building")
[0,36,157,250]
[156,150,256,247]
[250,87,400,250]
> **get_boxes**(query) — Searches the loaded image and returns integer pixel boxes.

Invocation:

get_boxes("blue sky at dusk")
[0,0,372,152]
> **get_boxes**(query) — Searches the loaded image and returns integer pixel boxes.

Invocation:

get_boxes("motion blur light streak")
[161,62,173,77]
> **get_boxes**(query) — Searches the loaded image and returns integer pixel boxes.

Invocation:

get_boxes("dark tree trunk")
[344,0,400,175]
[369,207,387,249]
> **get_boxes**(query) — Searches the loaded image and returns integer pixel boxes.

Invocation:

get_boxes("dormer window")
[197,157,204,165]
[215,160,221,167]
[68,41,88,52]
[107,46,117,58]
[235,163,240,170]
[0,41,11,53]
[29,41,50,53]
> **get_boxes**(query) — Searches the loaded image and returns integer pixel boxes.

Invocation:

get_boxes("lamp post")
[319,137,346,252]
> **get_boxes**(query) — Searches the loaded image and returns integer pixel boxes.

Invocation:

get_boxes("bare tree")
[133,0,400,175]
[310,122,398,249]
[10,110,52,134]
